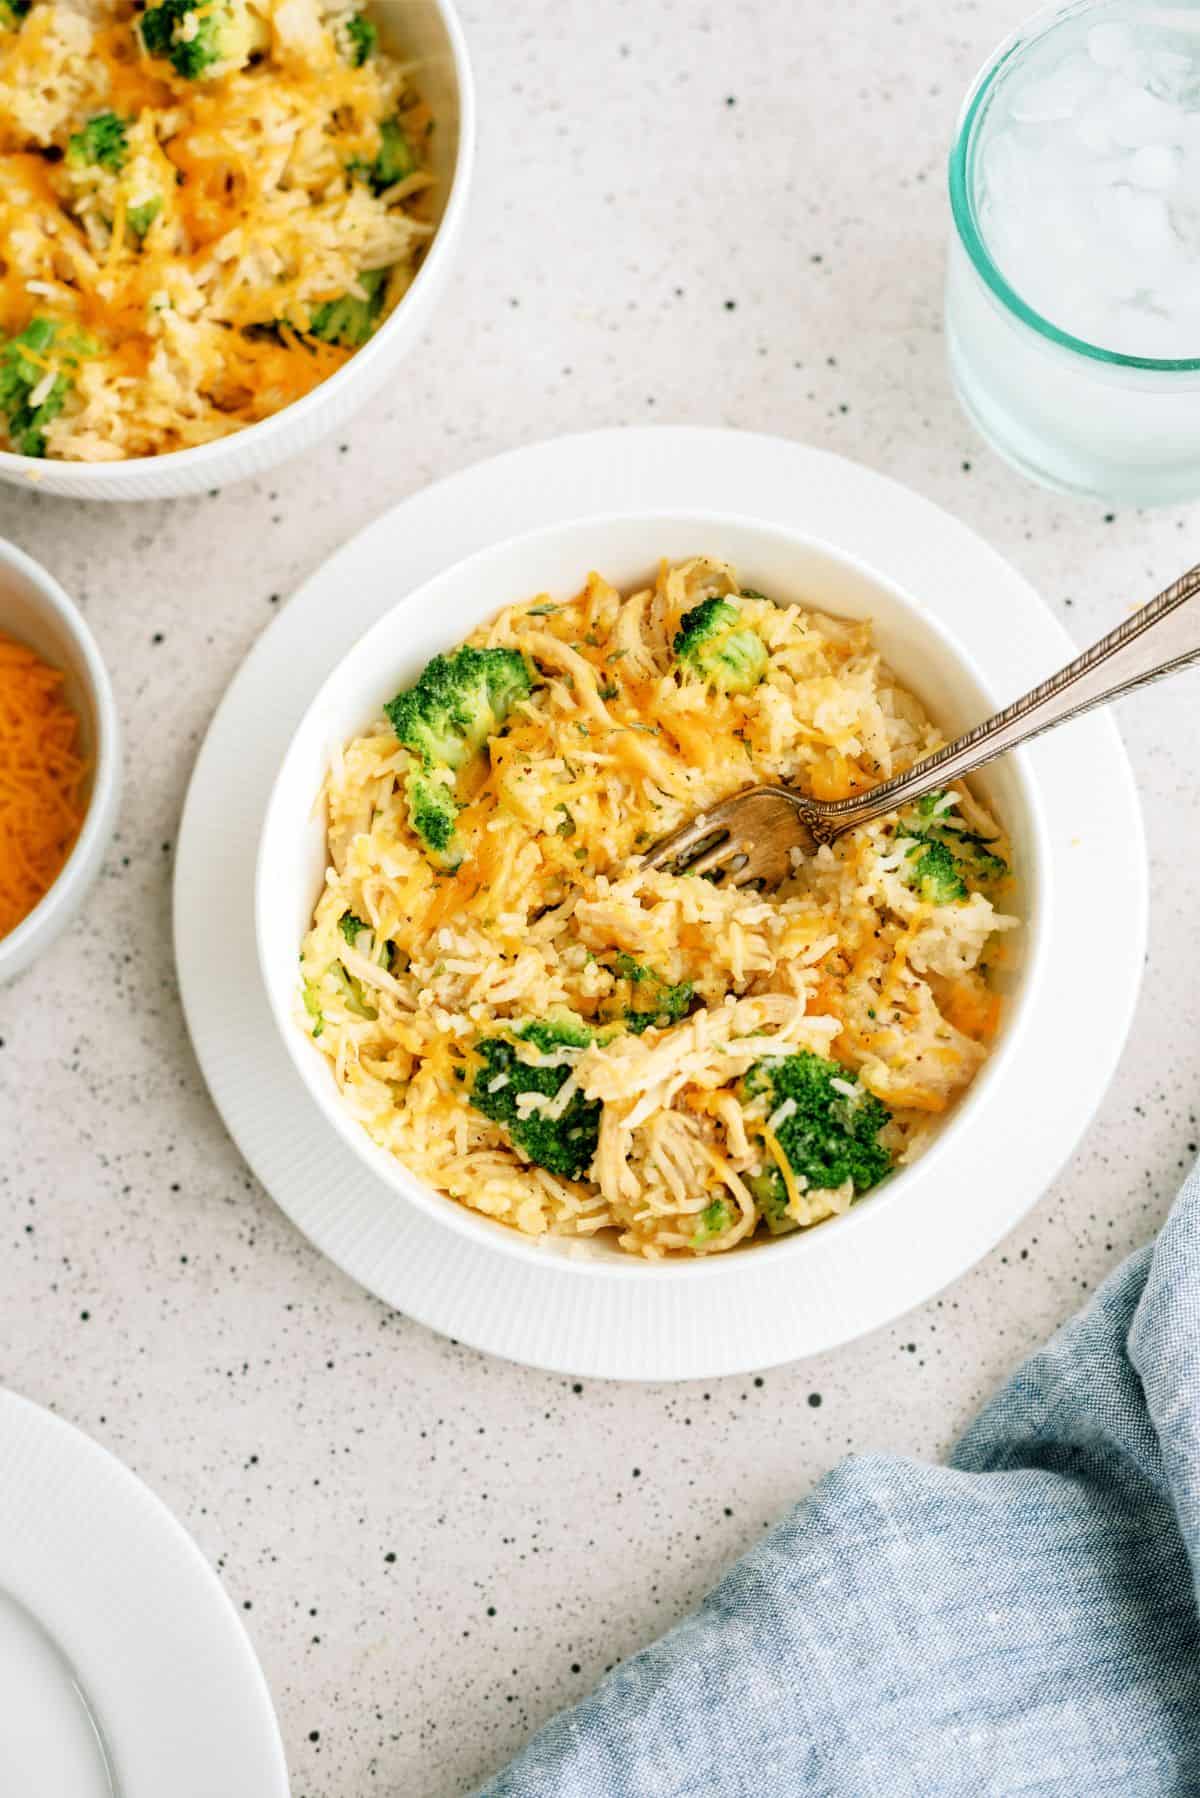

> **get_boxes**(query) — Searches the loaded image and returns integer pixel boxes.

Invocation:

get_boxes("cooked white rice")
[0,0,433,459]
[298,557,1020,1259]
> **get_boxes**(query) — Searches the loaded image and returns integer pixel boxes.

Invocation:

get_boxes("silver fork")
[640,560,1200,888]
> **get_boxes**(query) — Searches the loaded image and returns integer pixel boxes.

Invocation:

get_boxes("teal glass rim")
[948,0,1200,374]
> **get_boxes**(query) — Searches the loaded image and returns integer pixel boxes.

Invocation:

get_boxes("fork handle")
[807,560,1200,840]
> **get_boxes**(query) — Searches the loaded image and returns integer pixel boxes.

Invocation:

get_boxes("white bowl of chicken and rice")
[255,511,1050,1283]
[0,0,473,501]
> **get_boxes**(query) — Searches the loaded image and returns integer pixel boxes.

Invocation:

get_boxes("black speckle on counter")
[807,1392,822,1408]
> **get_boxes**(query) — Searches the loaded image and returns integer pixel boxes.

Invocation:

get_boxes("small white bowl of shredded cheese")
[0,539,120,982]
[0,0,474,500]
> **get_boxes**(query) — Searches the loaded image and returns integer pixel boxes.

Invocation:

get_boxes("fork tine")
[729,856,767,888]
[686,836,744,879]
[638,804,737,872]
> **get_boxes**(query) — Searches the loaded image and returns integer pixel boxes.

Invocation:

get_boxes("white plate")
[0,1390,288,1797]
[174,428,1147,1379]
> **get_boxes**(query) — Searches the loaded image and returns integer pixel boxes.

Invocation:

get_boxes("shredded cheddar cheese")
[0,631,87,937]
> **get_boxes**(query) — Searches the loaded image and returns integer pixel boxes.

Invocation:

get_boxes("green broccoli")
[0,319,90,459]
[387,645,531,772]
[139,0,266,79]
[386,645,531,867]
[329,961,378,1020]
[693,1197,735,1245]
[67,111,129,173]
[306,268,388,350]
[470,1033,601,1181]
[370,117,417,191]
[902,834,968,906]
[339,911,368,946]
[514,1014,595,1054]
[606,953,693,1034]
[302,979,325,1039]
[344,11,376,64]
[910,793,1008,881]
[339,909,403,970]
[127,196,163,239]
[0,0,30,30]
[742,1052,893,1217]
[673,597,768,693]
[939,825,1008,887]
[745,1169,799,1236]
[404,765,462,868]
[896,792,1008,903]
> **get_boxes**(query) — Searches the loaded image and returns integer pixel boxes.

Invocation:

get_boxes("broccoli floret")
[329,961,378,1020]
[743,1052,893,1208]
[940,826,1008,886]
[387,646,531,868]
[67,111,129,173]
[904,793,1008,892]
[139,0,266,79]
[351,117,417,192]
[902,834,968,905]
[344,11,376,64]
[515,1013,594,1054]
[606,953,693,1034]
[127,195,163,239]
[339,911,368,946]
[339,910,402,970]
[673,597,768,694]
[386,646,531,772]
[371,117,417,191]
[405,765,462,869]
[896,795,1008,903]
[302,979,325,1039]
[745,1168,800,1236]
[307,268,388,349]
[0,319,90,459]
[0,0,30,30]
[470,1034,601,1181]
[693,1197,736,1245]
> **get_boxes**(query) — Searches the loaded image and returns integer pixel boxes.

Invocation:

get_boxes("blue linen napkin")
[478,1168,1200,1795]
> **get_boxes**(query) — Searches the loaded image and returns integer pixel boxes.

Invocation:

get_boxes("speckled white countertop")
[2,3,1198,1793]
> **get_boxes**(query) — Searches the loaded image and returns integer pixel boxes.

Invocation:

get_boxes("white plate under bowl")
[174,427,1147,1379]
[0,1390,287,1797]
[255,510,1050,1272]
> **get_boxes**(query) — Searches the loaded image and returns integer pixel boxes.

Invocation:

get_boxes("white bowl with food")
[0,539,121,982]
[256,511,1049,1277]
[0,0,474,501]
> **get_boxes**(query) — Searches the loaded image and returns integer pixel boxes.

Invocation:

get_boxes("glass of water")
[946,0,1200,506]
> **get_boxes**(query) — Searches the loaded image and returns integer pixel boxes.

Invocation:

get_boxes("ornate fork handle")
[801,561,1200,842]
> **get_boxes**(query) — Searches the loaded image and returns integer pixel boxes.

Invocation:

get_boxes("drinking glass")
[946,0,1200,506]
